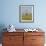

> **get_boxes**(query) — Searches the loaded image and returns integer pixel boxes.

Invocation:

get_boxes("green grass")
[22,13,32,20]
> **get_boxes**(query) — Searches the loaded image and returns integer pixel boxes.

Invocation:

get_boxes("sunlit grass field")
[22,13,32,20]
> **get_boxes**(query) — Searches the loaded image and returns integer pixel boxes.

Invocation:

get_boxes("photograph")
[19,5,34,23]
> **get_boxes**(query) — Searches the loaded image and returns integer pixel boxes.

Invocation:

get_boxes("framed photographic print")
[19,5,34,23]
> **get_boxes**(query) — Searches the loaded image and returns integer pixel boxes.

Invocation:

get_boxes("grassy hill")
[22,13,32,20]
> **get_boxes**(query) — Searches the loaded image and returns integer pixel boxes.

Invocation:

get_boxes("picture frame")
[19,5,34,23]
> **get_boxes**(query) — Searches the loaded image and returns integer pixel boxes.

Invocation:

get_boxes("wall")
[0,0,46,44]
[0,0,46,29]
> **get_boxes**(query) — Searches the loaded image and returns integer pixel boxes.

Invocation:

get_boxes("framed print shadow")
[19,5,34,23]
